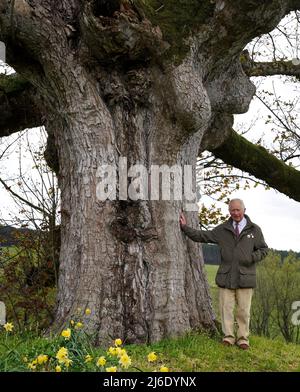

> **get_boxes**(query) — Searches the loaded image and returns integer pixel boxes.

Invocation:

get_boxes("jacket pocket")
[239,266,256,288]
[215,264,231,287]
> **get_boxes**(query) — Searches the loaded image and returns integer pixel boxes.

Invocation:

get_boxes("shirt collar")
[232,217,247,227]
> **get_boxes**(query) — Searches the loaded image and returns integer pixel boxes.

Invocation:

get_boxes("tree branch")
[209,128,300,202]
[242,55,300,79]
[0,73,41,137]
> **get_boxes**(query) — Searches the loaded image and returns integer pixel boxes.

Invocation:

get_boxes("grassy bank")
[1,328,300,372]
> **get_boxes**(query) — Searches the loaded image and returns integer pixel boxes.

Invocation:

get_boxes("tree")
[251,251,300,343]
[1,0,300,344]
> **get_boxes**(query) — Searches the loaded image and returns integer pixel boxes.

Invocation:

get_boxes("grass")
[204,264,218,287]
[1,263,300,372]
[1,328,300,372]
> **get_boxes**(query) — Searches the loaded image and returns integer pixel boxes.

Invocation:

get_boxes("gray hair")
[229,198,245,210]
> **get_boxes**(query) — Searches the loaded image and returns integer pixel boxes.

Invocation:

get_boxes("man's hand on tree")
[179,212,187,228]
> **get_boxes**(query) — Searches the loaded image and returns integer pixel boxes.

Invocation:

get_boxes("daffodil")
[85,354,93,363]
[85,308,91,315]
[28,362,37,370]
[3,322,14,332]
[75,322,83,329]
[96,356,106,367]
[106,366,117,372]
[70,320,75,326]
[37,354,48,365]
[119,354,132,369]
[56,347,68,363]
[115,338,122,346]
[160,366,169,372]
[55,365,62,372]
[116,348,127,358]
[147,352,158,362]
[108,346,118,356]
[64,358,73,368]
[61,328,71,340]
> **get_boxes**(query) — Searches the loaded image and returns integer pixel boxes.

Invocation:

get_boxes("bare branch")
[243,57,300,79]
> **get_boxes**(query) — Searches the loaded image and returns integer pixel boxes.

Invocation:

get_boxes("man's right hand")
[179,212,187,227]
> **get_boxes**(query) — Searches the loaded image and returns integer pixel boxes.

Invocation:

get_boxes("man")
[179,199,268,350]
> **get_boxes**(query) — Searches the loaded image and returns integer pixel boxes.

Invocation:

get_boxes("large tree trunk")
[1,0,298,344]
[50,55,215,343]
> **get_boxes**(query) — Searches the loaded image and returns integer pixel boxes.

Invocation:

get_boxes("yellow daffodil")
[37,354,48,365]
[64,358,73,368]
[85,354,93,363]
[70,320,75,326]
[160,366,169,372]
[96,356,106,367]
[106,366,117,372]
[3,322,14,332]
[55,365,62,372]
[56,347,68,363]
[28,362,37,370]
[116,348,127,358]
[61,328,71,340]
[75,322,83,329]
[114,338,122,346]
[108,346,117,356]
[119,354,132,369]
[85,308,91,315]
[147,352,158,362]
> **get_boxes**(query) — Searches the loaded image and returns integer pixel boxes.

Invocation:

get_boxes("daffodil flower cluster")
[2,313,170,372]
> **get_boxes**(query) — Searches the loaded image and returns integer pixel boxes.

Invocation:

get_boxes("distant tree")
[252,251,300,343]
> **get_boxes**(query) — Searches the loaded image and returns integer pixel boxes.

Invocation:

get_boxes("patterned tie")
[234,222,239,237]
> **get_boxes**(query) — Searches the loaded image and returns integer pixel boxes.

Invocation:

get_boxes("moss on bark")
[210,128,300,202]
[134,0,214,63]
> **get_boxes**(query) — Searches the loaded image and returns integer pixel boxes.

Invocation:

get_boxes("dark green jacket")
[182,215,268,289]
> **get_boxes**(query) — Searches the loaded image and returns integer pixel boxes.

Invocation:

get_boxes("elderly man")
[179,199,268,350]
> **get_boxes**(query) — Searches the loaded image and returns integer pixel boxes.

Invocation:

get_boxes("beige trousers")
[219,287,253,346]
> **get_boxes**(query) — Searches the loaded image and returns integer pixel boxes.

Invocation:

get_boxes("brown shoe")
[238,343,249,350]
[222,340,233,347]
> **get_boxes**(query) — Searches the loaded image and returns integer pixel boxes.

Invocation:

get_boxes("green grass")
[128,332,300,372]
[205,264,218,287]
[1,329,300,372]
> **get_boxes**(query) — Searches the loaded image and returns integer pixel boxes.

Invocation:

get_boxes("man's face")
[229,201,245,222]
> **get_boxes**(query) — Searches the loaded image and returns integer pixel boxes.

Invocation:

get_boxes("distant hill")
[0,225,34,247]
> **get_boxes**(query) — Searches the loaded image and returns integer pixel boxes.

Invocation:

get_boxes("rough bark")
[0,0,299,344]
